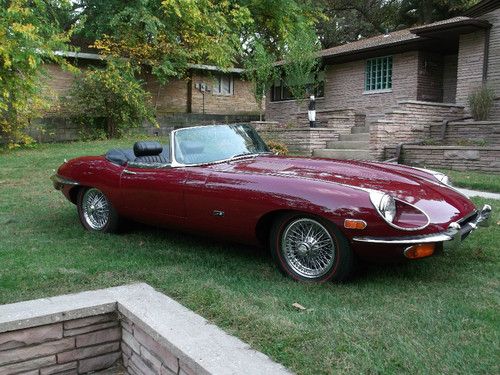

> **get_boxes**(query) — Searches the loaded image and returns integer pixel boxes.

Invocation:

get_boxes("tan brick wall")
[42,64,260,116]
[0,313,121,374]
[143,75,189,114]
[456,30,486,109]
[190,72,260,115]
[480,8,500,120]
[417,51,443,102]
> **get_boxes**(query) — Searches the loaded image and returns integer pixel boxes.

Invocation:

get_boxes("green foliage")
[77,0,318,83]
[265,139,289,155]
[468,85,496,121]
[0,0,73,148]
[244,41,276,120]
[66,61,157,139]
[282,27,321,104]
[316,0,479,48]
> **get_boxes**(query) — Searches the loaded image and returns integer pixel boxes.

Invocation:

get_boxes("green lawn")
[438,168,500,193]
[1,140,499,375]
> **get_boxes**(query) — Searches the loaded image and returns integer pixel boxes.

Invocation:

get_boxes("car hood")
[221,155,476,222]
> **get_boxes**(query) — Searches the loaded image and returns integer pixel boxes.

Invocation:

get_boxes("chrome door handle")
[123,170,137,175]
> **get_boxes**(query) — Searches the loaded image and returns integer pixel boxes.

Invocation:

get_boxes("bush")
[468,85,495,121]
[266,140,289,155]
[66,61,157,139]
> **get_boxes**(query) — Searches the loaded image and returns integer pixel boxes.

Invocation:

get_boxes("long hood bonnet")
[225,156,476,224]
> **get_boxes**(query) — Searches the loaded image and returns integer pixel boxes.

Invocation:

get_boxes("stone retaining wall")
[0,312,121,374]
[257,126,339,155]
[26,113,259,143]
[0,284,291,375]
[370,101,465,160]
[429,121,500,146]
[121,315,185,375]
[401,145,500,172]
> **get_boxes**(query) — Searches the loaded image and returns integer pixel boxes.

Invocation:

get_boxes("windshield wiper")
[229,151,273,160]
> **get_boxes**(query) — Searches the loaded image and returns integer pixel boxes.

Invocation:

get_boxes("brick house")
[37,52,260,141]
[45,52,260,116]
[263,0,500,164]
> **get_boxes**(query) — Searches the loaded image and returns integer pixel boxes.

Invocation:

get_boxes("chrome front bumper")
[51,174,80,190]
[353,204,492,247]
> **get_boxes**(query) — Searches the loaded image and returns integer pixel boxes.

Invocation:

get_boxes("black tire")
[270,212,354,282]
[77,187,119,233]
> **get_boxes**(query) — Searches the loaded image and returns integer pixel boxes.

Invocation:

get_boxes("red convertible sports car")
[52,124,491,282]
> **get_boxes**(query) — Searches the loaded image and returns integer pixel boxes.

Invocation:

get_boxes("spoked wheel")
[77,187,119,232]
[270,213,354,282]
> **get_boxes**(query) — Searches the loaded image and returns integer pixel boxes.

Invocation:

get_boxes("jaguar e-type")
[51,124,491,282]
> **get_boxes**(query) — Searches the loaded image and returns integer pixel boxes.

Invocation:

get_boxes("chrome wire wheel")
[281,218,336,279]
[81,188,110,230]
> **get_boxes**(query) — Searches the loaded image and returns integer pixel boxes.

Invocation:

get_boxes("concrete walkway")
[456,187,500,200]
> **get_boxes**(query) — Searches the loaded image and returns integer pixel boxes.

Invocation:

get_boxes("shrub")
[66,61,157,139]
[266,140,289,155]
[468,85,495,121]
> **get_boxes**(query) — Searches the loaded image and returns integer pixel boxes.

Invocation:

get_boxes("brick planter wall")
[0,313,121,374]
[256,126,339,155]
[370,101,465,160]
[400,145,500,172]
[121,315,184,375]
[429,121,500,146]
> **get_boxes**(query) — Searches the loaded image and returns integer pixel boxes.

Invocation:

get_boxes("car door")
[119,165,189,225]
[183,165,266,244]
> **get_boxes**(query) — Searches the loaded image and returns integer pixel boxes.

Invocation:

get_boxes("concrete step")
[313,149,372,160]
[340,133,370,142]
[326,140,369,149]
[350,126,369,134]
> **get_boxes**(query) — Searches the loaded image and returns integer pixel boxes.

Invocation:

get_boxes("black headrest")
[133,141,163,157]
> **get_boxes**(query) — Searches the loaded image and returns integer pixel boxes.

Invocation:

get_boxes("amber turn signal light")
[344,219,367,230]
[404,243,435,259]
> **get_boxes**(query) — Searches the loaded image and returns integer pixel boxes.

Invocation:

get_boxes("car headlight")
[369,191,397,223]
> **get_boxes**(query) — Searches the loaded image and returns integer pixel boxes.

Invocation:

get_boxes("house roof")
[54,51,245,74]
[464,0,500,17]
[317,16,490,61]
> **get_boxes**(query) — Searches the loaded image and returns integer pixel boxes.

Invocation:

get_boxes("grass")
[437,168,500,193]
[1,140,499,375]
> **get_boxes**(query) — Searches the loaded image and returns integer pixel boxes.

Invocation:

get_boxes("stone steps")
[312,149,373,160]
[350,126,369,134]
[339,133,370,142]
[326,140,369,149]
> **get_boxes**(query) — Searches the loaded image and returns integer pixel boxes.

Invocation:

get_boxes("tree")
[282,27,321,110]
[73,0,319,83]
[244,41,277,120]
[66,61,157,139]
[0,0,73,148]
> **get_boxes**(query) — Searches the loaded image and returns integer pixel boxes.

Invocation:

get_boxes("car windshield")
[173,124,270,165]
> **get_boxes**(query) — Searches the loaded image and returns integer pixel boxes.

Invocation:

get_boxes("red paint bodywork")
[56,154,477,260]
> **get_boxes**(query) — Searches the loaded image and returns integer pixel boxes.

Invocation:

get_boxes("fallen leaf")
[292,302,306,311]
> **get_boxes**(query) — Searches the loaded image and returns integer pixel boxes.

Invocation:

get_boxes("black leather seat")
[133,141,169,163]
[105,141,170,165]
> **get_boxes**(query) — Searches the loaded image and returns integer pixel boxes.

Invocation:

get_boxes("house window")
[213,74,233,95]
[365,56,392,91]
[271,71,325,101]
